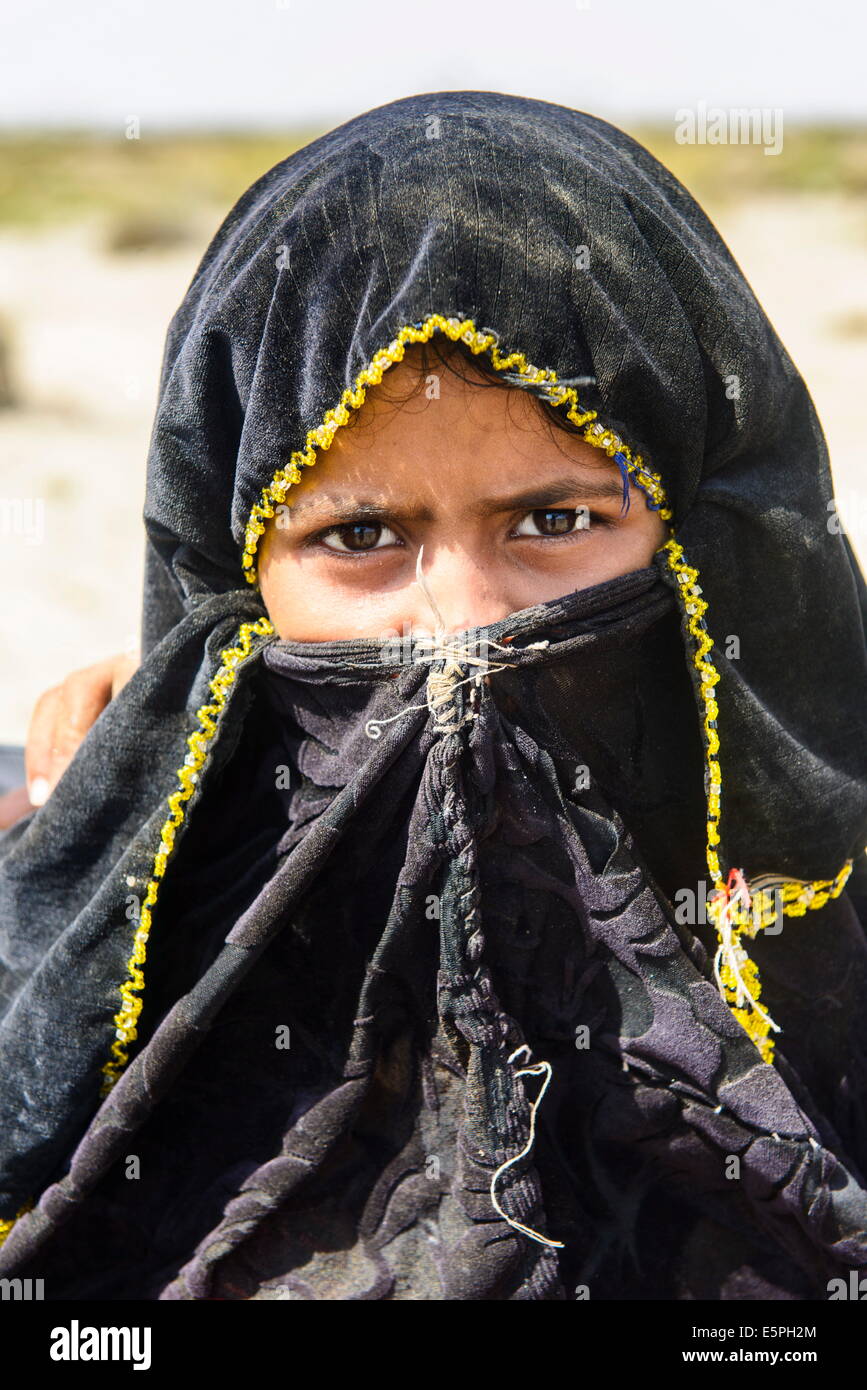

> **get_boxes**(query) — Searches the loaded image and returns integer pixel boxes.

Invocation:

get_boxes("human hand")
[0,651,141,828]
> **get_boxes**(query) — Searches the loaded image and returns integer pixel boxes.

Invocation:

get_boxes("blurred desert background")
[1,125,866,742]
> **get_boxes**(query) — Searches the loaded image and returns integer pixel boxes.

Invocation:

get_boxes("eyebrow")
[280,474,627,527]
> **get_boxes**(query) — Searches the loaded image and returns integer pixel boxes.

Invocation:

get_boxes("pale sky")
[2,0,864,129]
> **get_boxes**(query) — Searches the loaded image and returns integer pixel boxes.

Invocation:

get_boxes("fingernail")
[28,776,50,806]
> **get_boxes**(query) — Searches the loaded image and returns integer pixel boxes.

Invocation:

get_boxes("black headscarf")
[2,90,867,1299]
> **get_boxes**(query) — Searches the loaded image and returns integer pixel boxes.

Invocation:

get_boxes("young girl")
[1,90,866,1301]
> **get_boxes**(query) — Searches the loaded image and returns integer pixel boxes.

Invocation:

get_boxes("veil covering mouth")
[1,90,867,1300]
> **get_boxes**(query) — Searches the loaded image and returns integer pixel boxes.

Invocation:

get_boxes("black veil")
[1,91,866,1298]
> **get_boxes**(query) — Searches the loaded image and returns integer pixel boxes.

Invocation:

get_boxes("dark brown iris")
[338,523,383,550]
[533,508,576,535]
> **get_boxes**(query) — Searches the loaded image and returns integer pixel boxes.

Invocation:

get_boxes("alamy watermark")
[0,497,44,545]
[674,881,784,933]
[675,102,784,157]
[49,1320,151,1370]
[0,1276,44,1300]
[377,623,500,666]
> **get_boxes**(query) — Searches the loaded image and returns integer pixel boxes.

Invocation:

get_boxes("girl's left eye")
[318,521,401,553]
[514,507,593,538]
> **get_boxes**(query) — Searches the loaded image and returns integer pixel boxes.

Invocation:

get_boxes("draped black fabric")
[1,90,866,1300]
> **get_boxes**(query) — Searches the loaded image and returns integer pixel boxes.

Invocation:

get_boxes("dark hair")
[416,334,594,439]
[337,333,633,520]
[343,333,597,444]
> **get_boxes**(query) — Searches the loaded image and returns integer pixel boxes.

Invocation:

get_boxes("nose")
[410,545,515,633]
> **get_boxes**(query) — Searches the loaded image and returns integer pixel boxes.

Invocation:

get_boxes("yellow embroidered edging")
[239,310,855,1068]
[659,539,724,885]
[0,1199,33,1249]
[2,620,274,1247]
[240,312,673,584]
[658,536,853,1063]
[708,862,853,1065]
[1,315,855,1254]
[99,615,274,1098]
[718,861,854,1060]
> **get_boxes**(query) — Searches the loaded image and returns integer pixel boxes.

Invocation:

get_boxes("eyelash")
[308,508,616,554]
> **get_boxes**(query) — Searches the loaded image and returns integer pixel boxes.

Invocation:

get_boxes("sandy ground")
[1,194,865,743]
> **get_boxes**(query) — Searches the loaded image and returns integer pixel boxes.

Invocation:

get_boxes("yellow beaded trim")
[715,861,854,1063]
[3,315,856,1251]
[0,1199,32,1249]
[737,863,855,929]
[98,615,274,1097]
[238,311,856,1069]
[658,535,854,1062]
[0,619,274,1243]
[240,312,673,585]
[659,538,724,885]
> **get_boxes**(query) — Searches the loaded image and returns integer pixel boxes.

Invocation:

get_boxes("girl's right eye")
[318,521,401,553]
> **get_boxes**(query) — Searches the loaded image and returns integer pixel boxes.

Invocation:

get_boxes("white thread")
[710,880,781,1035]
[413,543,446,631]
[365,547,548,739]
[489,1044,564,1249]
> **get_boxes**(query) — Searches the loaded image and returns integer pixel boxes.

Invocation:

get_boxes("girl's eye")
[318,521,401,553]
[514,507,592,538]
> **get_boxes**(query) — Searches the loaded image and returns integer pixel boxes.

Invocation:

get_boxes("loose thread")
[709,868,781,1038]
[489,1044,564,1249]
[365,547,548,739]
[405,556,560,1248]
